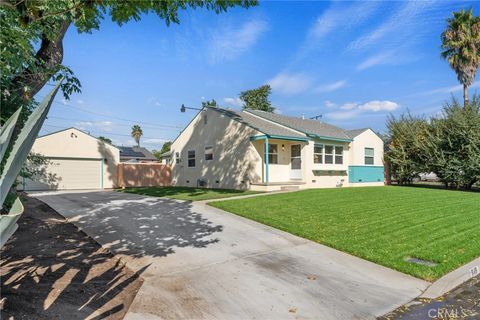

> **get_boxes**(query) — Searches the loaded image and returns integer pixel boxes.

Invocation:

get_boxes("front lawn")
[119,186,260,201]
[209,186,480,281]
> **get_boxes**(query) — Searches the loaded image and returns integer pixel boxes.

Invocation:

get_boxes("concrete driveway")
[32,191,429,320]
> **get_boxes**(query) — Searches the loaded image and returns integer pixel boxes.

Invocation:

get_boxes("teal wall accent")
[348,166,384,183]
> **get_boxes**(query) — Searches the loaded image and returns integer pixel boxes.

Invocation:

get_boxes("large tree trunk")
[9,20,71,102]
[463,83,468,109]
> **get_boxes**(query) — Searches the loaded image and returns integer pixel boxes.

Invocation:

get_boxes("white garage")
[21,128,120,191]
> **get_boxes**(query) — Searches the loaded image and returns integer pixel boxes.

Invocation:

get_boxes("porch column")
[265,137,269,184]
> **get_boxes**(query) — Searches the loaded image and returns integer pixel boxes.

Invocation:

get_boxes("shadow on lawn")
[0,196,144,320]
[119,186,249,199]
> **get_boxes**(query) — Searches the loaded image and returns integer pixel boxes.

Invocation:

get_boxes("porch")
[250,134,309,191]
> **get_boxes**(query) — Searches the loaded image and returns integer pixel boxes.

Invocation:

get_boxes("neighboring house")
[159,151,172,164]
[171,106,384,191]
[21,128,119,191]
[118,146,158,163]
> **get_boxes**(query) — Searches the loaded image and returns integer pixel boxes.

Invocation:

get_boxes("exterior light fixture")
[180,104,203,113]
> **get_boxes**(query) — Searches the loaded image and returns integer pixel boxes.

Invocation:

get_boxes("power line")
[43,124,168,141]
[36,94,183,129]
[47,115,179,131]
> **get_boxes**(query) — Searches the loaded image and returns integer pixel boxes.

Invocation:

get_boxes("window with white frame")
[314,143,323,164]
[324,145,334,164]
[335,146,343,164]
[365,148,374,165]
[187,150,196,167]
[175,152,180,164]
[265,144,278,164]
[205,146,213,161]
[316,144,343,165]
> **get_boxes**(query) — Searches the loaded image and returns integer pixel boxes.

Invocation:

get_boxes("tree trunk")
[463,84,468,109]
[9,20,71,102]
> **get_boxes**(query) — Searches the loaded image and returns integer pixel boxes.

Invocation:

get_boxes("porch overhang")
[306,133,353,143]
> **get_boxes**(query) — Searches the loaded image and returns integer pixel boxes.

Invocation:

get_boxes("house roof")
[118,146,157,161]
[210,107,307,139]
[345,128,369,139]
[245,109,352,141]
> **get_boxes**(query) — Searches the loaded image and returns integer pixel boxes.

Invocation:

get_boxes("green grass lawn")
[118,186,260,201]
[209,186,480,281]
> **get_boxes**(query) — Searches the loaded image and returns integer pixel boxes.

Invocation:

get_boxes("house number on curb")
[469,266,479,278]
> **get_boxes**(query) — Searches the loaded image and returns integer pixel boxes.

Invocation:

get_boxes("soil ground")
[0,195,144,320]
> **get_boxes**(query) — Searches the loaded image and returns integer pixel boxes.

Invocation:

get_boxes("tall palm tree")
[441,8,480,108]
[131,125,143,147]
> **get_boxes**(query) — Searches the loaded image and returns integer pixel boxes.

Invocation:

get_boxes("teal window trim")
[250,134,310,142]
[307,133,352,143]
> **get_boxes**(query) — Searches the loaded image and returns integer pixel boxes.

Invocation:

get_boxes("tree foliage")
[0,0,257,122]
[441,8,480,108]
[240,84,274,112]
[160,141,172,154]
[386,97,480,189]
[131,125,143,147]
[97,136,112,144]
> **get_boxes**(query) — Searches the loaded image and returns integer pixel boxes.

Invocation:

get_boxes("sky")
[38,0,480,150]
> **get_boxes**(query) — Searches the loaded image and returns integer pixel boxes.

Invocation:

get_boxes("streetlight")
[180,104,203,113]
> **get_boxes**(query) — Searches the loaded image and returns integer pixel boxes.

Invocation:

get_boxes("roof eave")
[307,133,353,143]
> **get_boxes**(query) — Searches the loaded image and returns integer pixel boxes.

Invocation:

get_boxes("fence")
[117,163,171,188]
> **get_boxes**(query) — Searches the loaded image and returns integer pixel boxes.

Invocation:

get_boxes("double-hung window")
[187,150,196,167]
[314,144,323,164]
[205,146,213,161]
[175,152,180,164]
[335,146,343,164]
[365,148,374,165]
[266,144,278,164]
[316,144,343,164]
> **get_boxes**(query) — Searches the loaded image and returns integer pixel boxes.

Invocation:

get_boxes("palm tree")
[441,8,480,108]
[131,125,143,147]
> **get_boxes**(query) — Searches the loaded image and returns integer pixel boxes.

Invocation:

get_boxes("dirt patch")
[0,196,144,320]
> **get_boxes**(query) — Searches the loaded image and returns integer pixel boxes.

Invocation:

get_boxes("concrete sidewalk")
[32,191,429,320]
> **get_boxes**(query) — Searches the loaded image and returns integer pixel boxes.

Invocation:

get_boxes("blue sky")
[38,0,479,150]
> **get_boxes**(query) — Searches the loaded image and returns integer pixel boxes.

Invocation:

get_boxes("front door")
[290,144,302,180]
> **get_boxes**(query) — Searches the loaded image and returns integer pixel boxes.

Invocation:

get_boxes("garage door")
[23,158,102,191]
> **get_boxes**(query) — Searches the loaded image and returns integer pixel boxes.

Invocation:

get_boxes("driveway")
[32,191,429,320]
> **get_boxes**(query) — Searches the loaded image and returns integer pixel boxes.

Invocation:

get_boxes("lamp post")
[180,104,203,113]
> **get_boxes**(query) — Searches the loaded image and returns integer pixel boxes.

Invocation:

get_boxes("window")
[187,150,195,167]
[314,143,323,164]
[175,152,180,164]
[324,145,334,164]
[365,148,374,165]
[335,146,343,164]
[265,144,278,164]
[205,146,213,161]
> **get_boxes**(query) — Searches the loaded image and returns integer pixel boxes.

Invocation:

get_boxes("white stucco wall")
[170,108,263,189]
[30,128,120,188]
[349,129,384,166]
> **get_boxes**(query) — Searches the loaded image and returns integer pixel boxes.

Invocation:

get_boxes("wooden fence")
[117,163,171,188]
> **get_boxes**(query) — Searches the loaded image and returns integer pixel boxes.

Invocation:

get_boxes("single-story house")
[159,151,172,165]
[118,146,158,163]
[170,106,384,191]
[20,127,119,191]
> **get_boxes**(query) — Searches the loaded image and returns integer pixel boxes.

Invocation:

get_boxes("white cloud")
[76,99,85,105]
[356,51,394,70]
[315,80,346,93]
[325,100,400,120]
[422,81,480,95]
[268,72,313,95]
[75,120,114,132]
[223,97,243,107]
[147,97,161,107]
[143,138,168,145]
[325,100,336,108]
[210,19,268,62]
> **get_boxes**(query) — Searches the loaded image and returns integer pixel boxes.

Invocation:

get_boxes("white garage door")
[23,158,102,191]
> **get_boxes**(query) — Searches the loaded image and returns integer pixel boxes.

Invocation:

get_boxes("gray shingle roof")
[246,109,352,140]
[346,128,369,139]
[210,108,307,139]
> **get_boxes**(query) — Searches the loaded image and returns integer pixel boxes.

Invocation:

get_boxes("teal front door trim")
[348,165,384,183]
